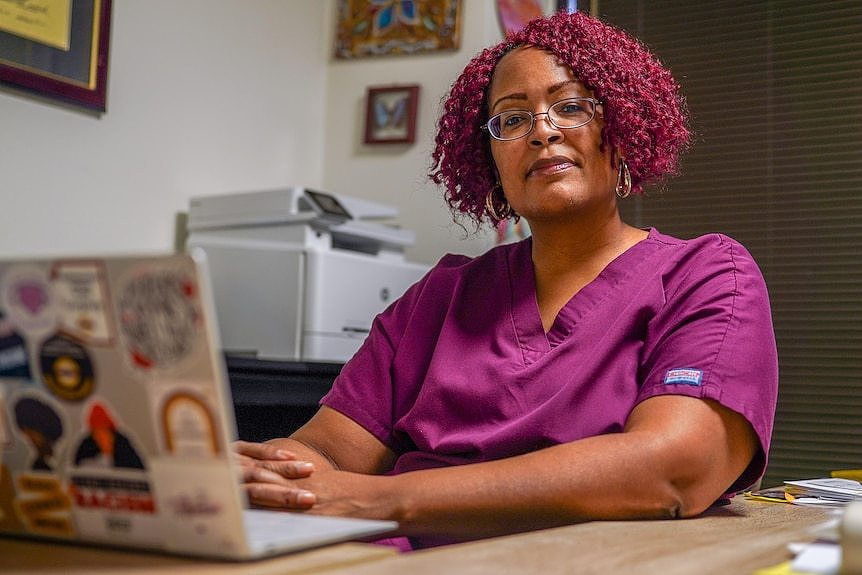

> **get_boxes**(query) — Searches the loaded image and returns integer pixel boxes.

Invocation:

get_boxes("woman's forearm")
[383,432,685,540]
[264,436,338,472]
[378,396,755,540]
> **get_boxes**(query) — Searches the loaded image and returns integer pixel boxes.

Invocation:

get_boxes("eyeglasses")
[483,97,601,141]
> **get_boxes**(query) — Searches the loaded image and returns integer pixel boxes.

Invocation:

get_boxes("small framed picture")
[364,85,420,145]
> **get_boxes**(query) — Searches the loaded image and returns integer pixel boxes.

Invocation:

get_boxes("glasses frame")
[482,97,602,141]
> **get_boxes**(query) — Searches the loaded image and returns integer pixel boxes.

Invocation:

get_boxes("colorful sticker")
[38,333,95,401]
[51,261,114,346]
[72,401,146,470]
[0,393,12,449]
[117,269,201,371]
[13,473,75,537]
[0,265,58,337]
[160,391,221,458]
[68,470,162,543]
[11,395,65,473]
[68,475,155,513]
[0,464,26,531]
[0,312,31,379]
[150,458,244,556]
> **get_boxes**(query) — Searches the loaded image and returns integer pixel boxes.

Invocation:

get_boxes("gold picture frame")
[335,0,461,59]
[0,0,112,112]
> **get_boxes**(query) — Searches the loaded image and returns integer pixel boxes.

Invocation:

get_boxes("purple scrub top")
[322,228,778,548]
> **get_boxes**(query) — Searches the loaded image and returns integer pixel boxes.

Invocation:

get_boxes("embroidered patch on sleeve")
[664,368,703,386]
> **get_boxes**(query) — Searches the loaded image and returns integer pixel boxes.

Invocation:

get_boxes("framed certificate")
[0,0,113,112]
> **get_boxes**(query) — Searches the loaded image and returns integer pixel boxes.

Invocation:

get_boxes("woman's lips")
[526,156,576,177]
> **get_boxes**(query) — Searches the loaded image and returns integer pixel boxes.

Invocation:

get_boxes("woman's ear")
[611,146,624,169]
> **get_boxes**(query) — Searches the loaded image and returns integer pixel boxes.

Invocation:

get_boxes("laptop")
[0,249,396,559]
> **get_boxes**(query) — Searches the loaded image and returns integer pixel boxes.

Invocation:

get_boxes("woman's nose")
[529,113,563,146]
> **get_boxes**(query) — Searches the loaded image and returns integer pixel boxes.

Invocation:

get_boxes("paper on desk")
[791,542,841,575]
[785,478,862,506]
[790,497,850,508]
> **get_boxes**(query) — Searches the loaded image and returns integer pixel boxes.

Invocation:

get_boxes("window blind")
[600,0,862,486]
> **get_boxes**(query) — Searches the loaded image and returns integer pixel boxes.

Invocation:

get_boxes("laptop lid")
[0,250,395,559]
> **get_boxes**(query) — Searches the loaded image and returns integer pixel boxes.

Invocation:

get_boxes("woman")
[236,12,778,550]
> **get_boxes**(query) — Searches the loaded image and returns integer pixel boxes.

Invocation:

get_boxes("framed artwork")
[335,0,461,59]
[495,0,579,37]
[364,85,419,145]
[0,0,113,112]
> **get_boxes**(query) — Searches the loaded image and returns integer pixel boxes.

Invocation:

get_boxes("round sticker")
[39,333,95,401]
[117,269,201,371]
[0,265,58,337]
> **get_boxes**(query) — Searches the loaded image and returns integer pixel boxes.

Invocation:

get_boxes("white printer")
[186,187,427,362]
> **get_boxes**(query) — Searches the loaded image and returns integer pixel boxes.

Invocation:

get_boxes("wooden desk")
[0,539,396,575]
[0,497,833,574]
[326,497,833,575]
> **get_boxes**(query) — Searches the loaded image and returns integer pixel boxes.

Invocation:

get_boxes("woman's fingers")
[244,482,316,509]
[239,462,317,509]
[233,440,296,461]
[241,464,292,486]
[264,459,314,478]
[232,440,315,479]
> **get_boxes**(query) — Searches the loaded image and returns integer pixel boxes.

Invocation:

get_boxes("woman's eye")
[503,114,527,127]
[558,102,585,114]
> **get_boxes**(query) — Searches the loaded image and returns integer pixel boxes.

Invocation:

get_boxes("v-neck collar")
[507,229,660,365]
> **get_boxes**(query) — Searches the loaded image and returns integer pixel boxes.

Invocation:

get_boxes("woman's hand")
[292,469,397,521]
[231,407,397,514]
[233,440,318,509]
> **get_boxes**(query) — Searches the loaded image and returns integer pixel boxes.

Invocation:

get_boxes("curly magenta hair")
[429,11,690,225]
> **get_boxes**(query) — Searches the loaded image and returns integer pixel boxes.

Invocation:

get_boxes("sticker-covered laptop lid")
[0,251,250,557]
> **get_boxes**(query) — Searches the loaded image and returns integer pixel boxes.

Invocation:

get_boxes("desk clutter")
[747,474,862,508]
[749,471,862,575]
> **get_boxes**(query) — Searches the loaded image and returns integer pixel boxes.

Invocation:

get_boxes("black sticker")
[39,333,95,401]
[12,395,64,472]
[0,312,31,378]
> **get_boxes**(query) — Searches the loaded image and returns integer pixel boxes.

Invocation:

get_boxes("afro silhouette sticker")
[12,395,65,473]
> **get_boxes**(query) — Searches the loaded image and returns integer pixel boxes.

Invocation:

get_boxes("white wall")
[321,1,501,263]
[0,1,501,264]
[0,1,329,258]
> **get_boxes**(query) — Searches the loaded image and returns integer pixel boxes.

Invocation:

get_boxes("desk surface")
[0,539,396,575]
[333,497,833,575]
[1,497,833,575]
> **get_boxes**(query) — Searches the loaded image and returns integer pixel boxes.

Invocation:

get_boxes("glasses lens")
[489,111,532,140]
[549,98,595,129]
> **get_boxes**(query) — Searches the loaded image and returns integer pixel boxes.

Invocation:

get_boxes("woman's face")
[487,47,616,225]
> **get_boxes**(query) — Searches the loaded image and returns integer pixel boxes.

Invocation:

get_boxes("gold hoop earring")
[616,159,632,199]
[485,185,513,222]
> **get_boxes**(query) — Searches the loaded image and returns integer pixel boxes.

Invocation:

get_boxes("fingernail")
[296,462,314,473]
[296,491,315,505]
[274,450,291,459]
